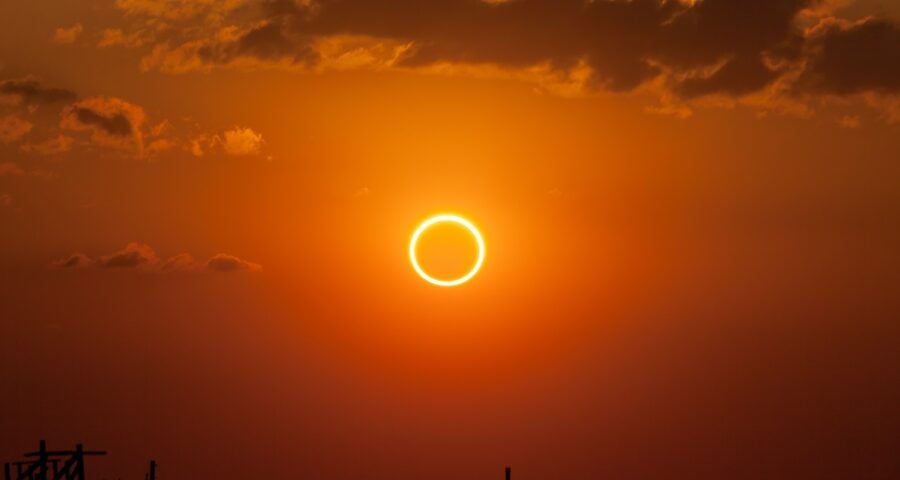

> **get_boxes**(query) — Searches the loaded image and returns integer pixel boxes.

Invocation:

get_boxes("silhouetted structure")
[505,466,511,480]
[143,461,156,480]
[3,441,106,480]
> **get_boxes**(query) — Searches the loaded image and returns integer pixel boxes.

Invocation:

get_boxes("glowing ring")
[409,214,485,287]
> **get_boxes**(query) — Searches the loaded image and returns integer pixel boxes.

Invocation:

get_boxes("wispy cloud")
[53,23,84,44]
[21,134,75,155]
[0,115,33,144]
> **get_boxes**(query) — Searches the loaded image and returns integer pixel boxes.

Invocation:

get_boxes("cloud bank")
[52,242,262,273]
[100,0,900,118]
[105,0,900,95]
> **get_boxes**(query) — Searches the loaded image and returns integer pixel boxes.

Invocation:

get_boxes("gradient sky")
[2,1,900,479]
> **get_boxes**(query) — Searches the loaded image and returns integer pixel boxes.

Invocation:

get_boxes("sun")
[409,214,485,287]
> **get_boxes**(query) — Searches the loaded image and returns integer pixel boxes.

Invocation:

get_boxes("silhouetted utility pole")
[505,466,511,480]
[145,461,156,480]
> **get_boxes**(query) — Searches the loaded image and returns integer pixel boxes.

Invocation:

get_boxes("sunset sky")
[2,1,900,479]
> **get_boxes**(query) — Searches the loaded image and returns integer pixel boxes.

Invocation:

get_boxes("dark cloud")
[69,106,134,137]
[800,19,900,95]
[237,21,315,62]
[60,97,146,153]
[51,253,93,269]
[113,0,900,109]
[206,253,262,272]
[0,78,77,104]
[195,20,318,66]
[301,0,810,91]
[676,54,779,98]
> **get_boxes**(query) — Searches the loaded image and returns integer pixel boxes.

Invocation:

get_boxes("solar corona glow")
[409,214,485,287]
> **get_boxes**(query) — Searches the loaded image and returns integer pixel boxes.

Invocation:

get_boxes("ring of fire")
[409,214,485,287]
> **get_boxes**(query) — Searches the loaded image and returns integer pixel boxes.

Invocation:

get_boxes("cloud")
[146,137,177,154]
[0,115,33,144]
[188,126,266,157]
[837,114,861,128]
[188,134,211,156]
[21,134,75,155]
[0,160,56,179]
[674,54,783,99]
[0,162,25,176]
[60,96,146,152]
[114,0,243,22]
[52,243,261,273]
[206,253,262,272]
[159,252,201,272]
[104,0,900,121]
[98,28,153,48]
[0,74,263,158]
[188,133,219,156]
[800,18,900,95]
[98,242,158,268]
[53,23,84,44]
[865,93,900,124]
[51,253,93,269]
[0,193,12,208]
[222,127,263,155]
[0,78,77,105]
[67,105,134,136]
[116,0,810,90]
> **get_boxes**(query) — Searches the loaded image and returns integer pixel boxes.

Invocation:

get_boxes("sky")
[1,0,900,479]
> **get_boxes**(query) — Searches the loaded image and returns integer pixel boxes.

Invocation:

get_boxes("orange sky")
[2,1,900,479]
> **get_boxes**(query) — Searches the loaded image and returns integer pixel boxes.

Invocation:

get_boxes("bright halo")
[409,214,485,287]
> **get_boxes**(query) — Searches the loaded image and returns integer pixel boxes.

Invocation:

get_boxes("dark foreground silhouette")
[3,441,154,480]
[5,441,509,480]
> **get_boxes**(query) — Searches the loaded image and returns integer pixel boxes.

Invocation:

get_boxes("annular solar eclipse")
[409,214,485,287]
